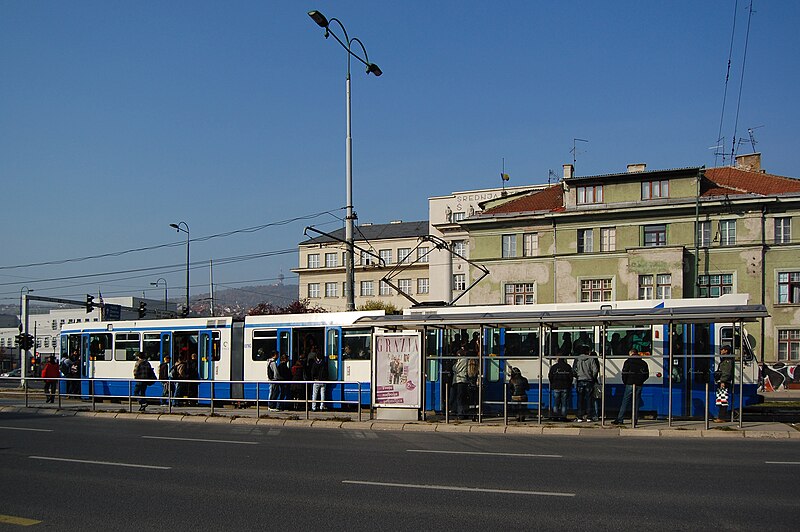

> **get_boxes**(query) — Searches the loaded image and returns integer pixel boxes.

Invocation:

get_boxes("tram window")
[426,330,439,382]
[504,329,539,357]
[342,329,371,359]
[252,330,277,361]
[211,331,221,361]
[113,333,139,361]
[327,329,340,360]
[720,326,754,362]
[606,327,651,356]
[547,328,594,357]
[143,333,161,361]
[86,333,111,361]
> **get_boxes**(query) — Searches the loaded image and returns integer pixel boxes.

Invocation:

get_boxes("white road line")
[141,435,258,445]
[343,480,575,497]
[0,426,53,433]
[29,456,171,470]
[407,449,561,458]
[765,461,800,465]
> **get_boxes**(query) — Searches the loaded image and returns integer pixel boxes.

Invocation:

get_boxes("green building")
[461,154,800,364]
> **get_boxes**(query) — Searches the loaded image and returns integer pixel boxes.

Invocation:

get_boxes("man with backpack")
[267,351,280,411]
[614,349,650,425]
[549,357,574,421]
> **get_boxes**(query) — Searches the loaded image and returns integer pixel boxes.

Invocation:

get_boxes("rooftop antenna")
[730,0,755,161]
[548,169,559,186]
[571,138,588,171]
[500,157,510,195]
[747,125,764,153]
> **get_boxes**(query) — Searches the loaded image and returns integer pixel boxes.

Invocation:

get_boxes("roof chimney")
[735,153,761,172]
[627,163,647,173]
[563,164,574,180]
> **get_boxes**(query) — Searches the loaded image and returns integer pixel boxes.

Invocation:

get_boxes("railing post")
[91,378,96,412]
[503,382,508,426]
[704,380,709,430]
[210,381,215,416]
[631,383,637,429]
[445,381,449,424]
[304,380,309,420]
[256,382,260,418]
[357,382,362,422]
[128,380,132,413]
[24,378,29,408]
[57,378,62,409]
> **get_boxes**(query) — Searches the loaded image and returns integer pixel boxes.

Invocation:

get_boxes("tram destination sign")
[373,332,421,408]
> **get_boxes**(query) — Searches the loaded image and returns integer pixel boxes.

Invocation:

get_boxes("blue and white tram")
[59,311,384,405]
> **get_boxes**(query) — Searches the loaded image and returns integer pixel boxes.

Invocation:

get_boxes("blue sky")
[1,1,798,306]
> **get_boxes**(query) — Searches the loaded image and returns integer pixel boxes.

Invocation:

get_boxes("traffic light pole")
[20,294,28,387]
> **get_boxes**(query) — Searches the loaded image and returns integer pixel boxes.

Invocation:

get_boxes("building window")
[505,283,535,305]
[379,281,392,296]
[775,217,791,244]
[398,248,411,264]
[643,224,667,247]
[307,254,320,268]
[325,253,337,268]
[417,278,429,294]
[417,247,429,263]
[642,180,669,200]
[719,220,736,246]
[639,274,672,300]
[600,227,616,252]
[697,221,711,247]
[398,279,412,295]
[453,240,467,258]
[778,272,800,304]
[325,283,338,298]
[379,249,393,265]
[453,212,465,222]
[361,251,375,266]
[453,274,466,291]
[502,235,517,258]
[580,278,612,302]
[697,274,733,297]
[577,185,603,204]
[577,229,593,253]
[778,329,800,361]
[523,233,539,257]
[307,284,319,298]
[360,281,374,297]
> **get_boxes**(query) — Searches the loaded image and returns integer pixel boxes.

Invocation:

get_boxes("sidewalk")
[1,401,797,439]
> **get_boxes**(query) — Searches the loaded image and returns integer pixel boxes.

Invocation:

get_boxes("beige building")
[294,221,431,311]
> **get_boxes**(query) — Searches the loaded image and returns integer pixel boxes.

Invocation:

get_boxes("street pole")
[19,286,32,385]
[169,222,190,316]
[151,278,168,315]
[308,10,382,311]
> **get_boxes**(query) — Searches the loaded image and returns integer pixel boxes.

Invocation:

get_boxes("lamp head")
[308,10,329,28]
[169,223,179,231]
[366,63,382,77]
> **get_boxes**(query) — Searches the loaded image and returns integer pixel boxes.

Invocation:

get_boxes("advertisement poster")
[373,333,421,408]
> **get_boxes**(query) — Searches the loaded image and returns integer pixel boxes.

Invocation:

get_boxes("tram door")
[326,327,341,407]
[277,329,292,360]
[423,329,442,412]
[160,333,172,364]
[80,333,92,397]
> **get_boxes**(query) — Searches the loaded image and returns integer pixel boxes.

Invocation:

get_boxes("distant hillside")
[190,284,299,317]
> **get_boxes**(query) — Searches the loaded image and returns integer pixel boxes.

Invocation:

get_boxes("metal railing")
[0,376,366,422]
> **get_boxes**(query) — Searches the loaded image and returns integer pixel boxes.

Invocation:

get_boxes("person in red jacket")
[42,356,60,403]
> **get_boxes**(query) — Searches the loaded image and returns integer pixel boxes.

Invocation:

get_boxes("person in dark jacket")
[277,353,292,411]
[133,352,156,412]
[548,358,574,421]
[613,349,649,425]
[508,366,529,422]
[573,348,600,422]
[714,345,735,423]
[158,355,172,406]
[310,349,328,411]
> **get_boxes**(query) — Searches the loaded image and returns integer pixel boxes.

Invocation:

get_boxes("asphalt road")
[0,412,796,531]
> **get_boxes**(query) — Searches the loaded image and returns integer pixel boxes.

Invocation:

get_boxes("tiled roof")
[703,166,800,197]
[480,185,564,215]
[301,220,428,245]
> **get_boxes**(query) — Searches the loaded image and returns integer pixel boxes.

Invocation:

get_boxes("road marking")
[142,435,258,445]
[343,480,575,497]
[29,456,170,470]
[0,514,42,526]
[407,449,561,458]
[0,426,53,433]
[765,461,800,465]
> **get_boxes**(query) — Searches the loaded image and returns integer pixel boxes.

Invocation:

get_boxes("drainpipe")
[552,217,557,303]
[693,167,703,297]
[759,204,768,364]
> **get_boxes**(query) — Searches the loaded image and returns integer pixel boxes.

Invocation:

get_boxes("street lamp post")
[19,286,33,381]
[308,9,382,311]
[150,278,168,314]
[169,222,190,317]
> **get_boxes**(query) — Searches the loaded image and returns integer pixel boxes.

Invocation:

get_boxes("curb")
[3,407,798,439]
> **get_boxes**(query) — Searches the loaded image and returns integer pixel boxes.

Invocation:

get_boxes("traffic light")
[17,333,34,351]
[86,294,94,313]
[14,334,23,348]
[138,301,147,319]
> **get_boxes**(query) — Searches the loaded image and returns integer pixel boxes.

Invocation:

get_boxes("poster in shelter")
[373,333,421,407]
